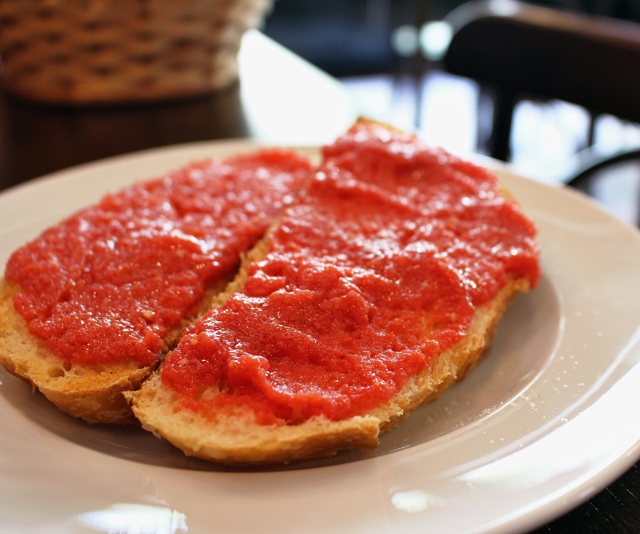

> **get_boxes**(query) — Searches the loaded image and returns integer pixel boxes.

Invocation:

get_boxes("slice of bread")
[130,263,529,464]
[129,121,540,464]
[0,150,311,424]
[0,276,230,424]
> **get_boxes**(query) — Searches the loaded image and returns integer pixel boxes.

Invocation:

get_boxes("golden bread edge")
[0,274,233,425]
[129,277,529,465]
[128,207,532,465]
[0,124,537,460]
[0,279,155,424]
[126,133,537,464]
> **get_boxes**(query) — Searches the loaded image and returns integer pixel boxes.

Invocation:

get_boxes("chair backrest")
[442,0,640,159]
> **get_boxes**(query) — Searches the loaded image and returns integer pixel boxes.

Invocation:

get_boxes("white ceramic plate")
[2,140,640,534]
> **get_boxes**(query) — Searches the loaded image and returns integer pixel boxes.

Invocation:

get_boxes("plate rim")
[2,139,640,534]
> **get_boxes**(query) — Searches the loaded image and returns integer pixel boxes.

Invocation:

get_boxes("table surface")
[0,31,356,191]
[0,30,639,534]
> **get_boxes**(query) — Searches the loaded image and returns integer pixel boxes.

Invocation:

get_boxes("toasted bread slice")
[130,268,528,464]
[129,121,540,464]
[0,150,312,424]
[0,277,230,424]
[0,279,154,424]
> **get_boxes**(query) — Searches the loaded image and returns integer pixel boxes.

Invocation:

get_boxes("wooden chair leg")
[488,87,517,161]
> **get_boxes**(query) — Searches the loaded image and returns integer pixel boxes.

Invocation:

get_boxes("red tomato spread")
[161,123,540,424]
[5,150,311,366]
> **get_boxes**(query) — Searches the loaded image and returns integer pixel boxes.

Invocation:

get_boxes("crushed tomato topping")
[160,123,540,425]
[6,150,312,366]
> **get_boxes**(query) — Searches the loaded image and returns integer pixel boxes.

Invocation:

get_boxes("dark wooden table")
[0,30,356,191]
[0,30,638,534]
[534,464,640,533]
[0,83,248,189]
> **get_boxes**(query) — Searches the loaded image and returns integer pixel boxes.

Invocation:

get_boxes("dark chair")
[441,0,640,178]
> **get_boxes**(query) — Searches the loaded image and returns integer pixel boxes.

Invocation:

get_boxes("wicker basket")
[0,0,273,105]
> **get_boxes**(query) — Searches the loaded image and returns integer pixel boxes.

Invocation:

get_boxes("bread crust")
[127,279,529,465]
[0,279,154,424]
[129,251,531,464]
[0,150,311,425]
[0,274,235,424]
[127,122,539,465]
[0,123,538,460]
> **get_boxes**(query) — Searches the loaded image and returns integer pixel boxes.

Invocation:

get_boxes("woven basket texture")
[0,0,273,104]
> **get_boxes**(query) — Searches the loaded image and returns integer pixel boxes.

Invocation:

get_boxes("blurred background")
[1,2,640,532]
[1,0,640,222]
[261,0,640,213]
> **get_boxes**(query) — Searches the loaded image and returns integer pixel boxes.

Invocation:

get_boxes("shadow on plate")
[0,274,561,472]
